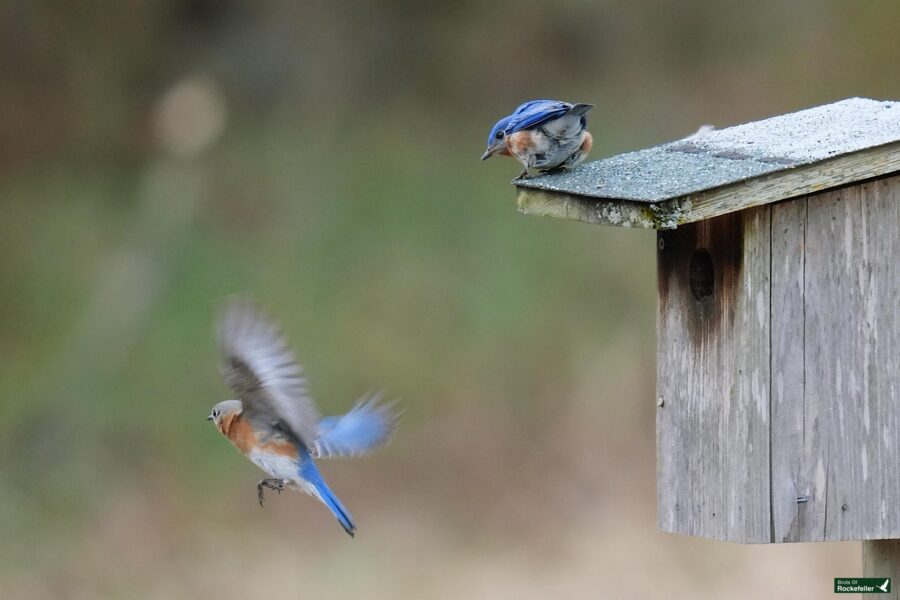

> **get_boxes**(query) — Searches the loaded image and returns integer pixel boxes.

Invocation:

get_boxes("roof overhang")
[514,97,900,229]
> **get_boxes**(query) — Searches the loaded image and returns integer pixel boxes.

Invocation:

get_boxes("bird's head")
[207,399,242,431]
[481,115,512,160]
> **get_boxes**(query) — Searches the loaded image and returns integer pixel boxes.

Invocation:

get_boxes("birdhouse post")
[514,98,900,590]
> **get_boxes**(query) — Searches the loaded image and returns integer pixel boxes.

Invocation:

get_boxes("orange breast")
[221,412,258,454]
[581,131,593,155]
[505,130,533,157]
[220,412,299,459]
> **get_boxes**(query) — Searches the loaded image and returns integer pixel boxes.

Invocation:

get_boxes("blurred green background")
[2,2,898,598]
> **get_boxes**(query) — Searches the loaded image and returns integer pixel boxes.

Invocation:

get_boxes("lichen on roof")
[515,97,900,228]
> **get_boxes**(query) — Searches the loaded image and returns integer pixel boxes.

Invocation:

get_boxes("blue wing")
[506,99,573,133]
[313,391,399,458]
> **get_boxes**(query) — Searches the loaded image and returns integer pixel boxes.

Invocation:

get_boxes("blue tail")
[299,456,356,537]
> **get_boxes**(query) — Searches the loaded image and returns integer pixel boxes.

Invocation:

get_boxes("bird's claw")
[513,170,530,181]
[542,166,568,175]
[257,478,286,507]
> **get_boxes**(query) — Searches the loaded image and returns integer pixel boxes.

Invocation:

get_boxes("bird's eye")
[213,410,219,417]
[495,131,505,140]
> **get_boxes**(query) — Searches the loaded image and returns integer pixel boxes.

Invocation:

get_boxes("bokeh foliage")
[1,1,897,598]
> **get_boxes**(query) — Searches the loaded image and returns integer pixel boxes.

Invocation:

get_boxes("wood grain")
[516,188,659,229]
[656,207,772,542]
[516,141,900,229]
[801,178,900,541]
[770,198,810,542]
[659,174,900,543]
[687,142,900,226]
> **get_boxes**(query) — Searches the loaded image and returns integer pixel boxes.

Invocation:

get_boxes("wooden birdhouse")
[514,97,900,577]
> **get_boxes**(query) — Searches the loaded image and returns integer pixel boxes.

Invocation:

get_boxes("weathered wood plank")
[656,207,771,542]
[770,197,810,542]
[688,142,900,226]
[863,540,900,598]
[659,173,900,543]
[515,188,660,229]
[803,177,900,541]
[516,141,900,229]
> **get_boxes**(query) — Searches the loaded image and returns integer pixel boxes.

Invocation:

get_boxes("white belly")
[248,449,299,481]
[246,449,318,497]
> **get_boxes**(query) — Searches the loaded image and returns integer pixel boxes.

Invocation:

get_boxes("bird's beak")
[206,414,214,421]
[481,142,503,161]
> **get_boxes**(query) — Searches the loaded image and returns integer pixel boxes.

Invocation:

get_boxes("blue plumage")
[485,115,512,150]
[210,299,399,537]
[298,451,356,536]
[505,99,573,133]
[481,98,595,177]
[314,391,399,458]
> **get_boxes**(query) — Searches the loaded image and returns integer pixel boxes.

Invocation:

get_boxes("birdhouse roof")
[515,97,900,228]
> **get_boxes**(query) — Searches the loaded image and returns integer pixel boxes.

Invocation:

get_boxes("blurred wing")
[313,391,399,458]
[506,99,572,133]
[218,298,320,447]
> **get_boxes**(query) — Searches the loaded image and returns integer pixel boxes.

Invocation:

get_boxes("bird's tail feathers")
[570,103,594,116]
[301,459,356,537]
[313,479,356,537]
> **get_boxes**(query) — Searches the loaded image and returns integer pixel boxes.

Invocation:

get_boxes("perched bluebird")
[207,298,399,537]
[481,99,594,179]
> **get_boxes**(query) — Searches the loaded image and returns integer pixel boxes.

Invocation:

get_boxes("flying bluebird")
[207,298,399,537]
[481,99,594,179]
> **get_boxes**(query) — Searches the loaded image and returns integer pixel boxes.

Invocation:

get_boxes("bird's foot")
[257,478,286,507]
[513,169,530,181]
[540,166,568,176]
